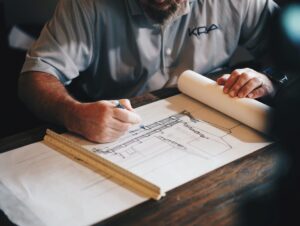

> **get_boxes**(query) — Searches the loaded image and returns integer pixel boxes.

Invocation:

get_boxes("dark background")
[0,0,59,138]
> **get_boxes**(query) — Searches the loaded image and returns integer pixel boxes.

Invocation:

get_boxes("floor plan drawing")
[92,110,235,166]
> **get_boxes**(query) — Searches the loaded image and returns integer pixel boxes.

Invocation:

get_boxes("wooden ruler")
[43,129,165,200]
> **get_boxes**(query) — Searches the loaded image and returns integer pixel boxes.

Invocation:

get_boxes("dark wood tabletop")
[0,88,282,226]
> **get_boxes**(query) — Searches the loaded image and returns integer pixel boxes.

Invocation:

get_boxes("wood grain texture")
[96,145,280,226]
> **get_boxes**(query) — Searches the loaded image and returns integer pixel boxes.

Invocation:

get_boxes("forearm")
[18,71,142,143]
[18,71,80,127]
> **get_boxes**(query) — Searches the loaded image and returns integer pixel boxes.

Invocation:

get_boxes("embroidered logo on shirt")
[188,24,219,38]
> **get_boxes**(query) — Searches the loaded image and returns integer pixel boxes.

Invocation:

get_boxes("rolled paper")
[177,70,272,134]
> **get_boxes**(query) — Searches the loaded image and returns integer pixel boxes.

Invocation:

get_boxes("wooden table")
[0,88,281,226]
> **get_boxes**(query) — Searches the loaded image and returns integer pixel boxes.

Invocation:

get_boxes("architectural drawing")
[91,110,239,168]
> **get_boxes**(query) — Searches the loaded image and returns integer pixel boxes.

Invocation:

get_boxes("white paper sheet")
[66,93,270,192]
[178,70,272,133]
[0,143,146,226]
[0,71,272,226]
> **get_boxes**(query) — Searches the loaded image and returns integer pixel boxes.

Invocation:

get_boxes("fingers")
[108,117,132,132]
[67,100,142,143]
[93,126,128,143]
[218,68,274,99]
[216,74,230,85]
[99,100,141,141]
[90,115,132,143]
[98,101,141,142]
[110,99,141,124]
[229,74,263,98]
[247,87,266,99]
[119,99,133,111]
[223,70,240,94]
[113,107,141,124]
[237,77,264,98]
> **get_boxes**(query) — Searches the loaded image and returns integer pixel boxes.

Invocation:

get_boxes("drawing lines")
[90,111,236,166]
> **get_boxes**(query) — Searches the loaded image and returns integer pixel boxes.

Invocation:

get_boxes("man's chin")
[145,3,179,24]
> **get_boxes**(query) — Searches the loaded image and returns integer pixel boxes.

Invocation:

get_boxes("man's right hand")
[65,99,141,143]
[18,72,141,144]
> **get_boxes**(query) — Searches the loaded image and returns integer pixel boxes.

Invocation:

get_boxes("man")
[19,0,278,143]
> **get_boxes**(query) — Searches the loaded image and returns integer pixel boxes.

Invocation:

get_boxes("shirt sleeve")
[21,0,95,85]
[239,0,279,58]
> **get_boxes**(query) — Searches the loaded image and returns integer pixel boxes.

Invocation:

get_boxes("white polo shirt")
[21,0,278,100]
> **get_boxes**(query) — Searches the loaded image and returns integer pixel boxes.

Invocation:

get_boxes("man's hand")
[18,72,141,144]
[217,68,276,99]
[65,99,141,143]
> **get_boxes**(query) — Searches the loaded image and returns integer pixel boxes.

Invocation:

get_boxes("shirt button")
[166,48,172,56]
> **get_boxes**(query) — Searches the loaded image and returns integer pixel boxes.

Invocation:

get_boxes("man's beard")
[142,0,185,25]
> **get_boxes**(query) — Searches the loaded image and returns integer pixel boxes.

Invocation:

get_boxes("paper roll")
[177,70,272,134]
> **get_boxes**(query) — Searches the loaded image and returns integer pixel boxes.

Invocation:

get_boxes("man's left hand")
[217,68,275,99]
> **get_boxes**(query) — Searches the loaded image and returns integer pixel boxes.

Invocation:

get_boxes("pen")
[114,100,146,129]
[115,102,126,109]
